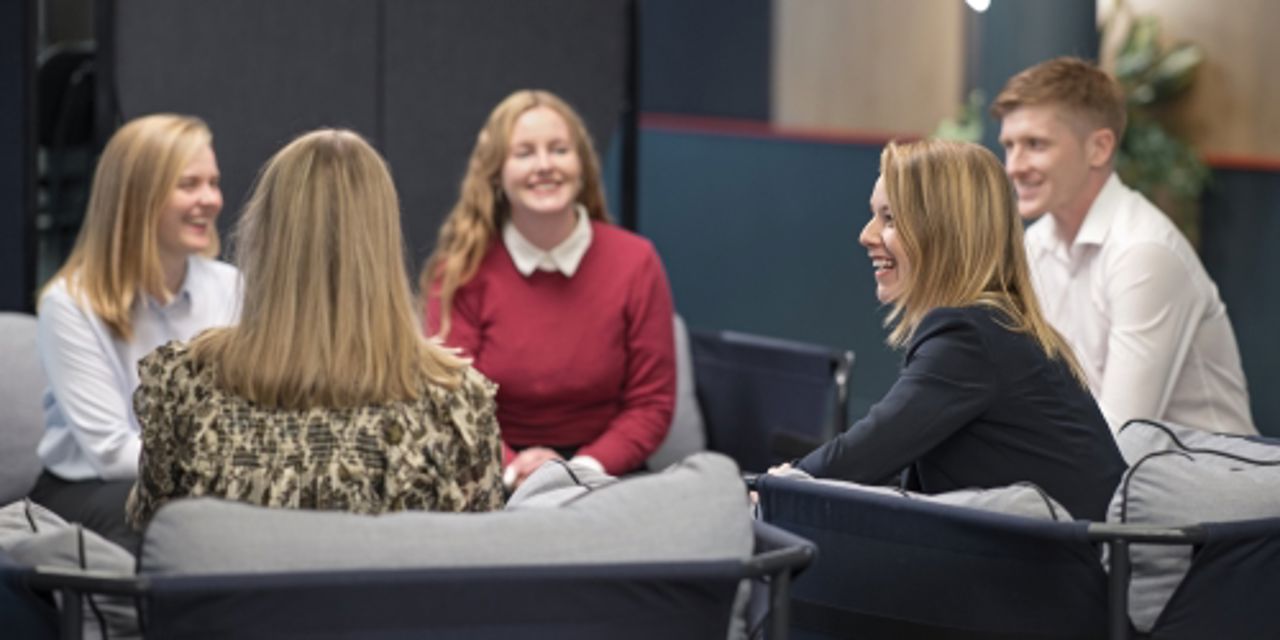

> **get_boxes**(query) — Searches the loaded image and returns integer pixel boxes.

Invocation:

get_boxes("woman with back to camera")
[422,90,676,489]
[781,139,1125,521]
[33,114,239,550]
[126,129,504,530]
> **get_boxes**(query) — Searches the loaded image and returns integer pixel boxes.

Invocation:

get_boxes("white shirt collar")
[503,206,593,277]
[1027,172,1123,263]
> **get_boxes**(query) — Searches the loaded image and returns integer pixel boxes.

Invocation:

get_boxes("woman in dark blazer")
[788,139,1124,521]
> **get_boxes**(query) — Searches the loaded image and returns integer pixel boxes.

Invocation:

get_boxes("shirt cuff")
[568,455,605,475]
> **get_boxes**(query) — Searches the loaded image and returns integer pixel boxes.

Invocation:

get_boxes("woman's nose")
[859,217,878,248]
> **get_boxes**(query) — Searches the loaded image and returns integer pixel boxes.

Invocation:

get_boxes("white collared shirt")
[1024,173,1255,434]
[37,257,242,480]
[503,206,593,278]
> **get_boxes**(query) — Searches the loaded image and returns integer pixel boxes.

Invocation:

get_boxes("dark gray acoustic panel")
[113,0,380,244]
[383,0,631,266]
[638,0,770,119]
[0,0,36,311]
[108,0,633,273]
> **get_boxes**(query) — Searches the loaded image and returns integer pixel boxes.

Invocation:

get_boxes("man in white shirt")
[991,57,1255,435]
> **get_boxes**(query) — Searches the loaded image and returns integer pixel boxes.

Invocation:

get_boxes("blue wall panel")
[636,129,900,420]
[632,129,1280,437]
[1201,168,1280,435]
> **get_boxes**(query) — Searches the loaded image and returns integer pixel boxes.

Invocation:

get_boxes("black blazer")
[798,305,1125,521]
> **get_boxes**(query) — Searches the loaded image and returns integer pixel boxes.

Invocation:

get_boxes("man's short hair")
[990,57,1127,141]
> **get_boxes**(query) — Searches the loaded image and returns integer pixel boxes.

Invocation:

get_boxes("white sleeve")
[1096,244,1206,429]
[37,291,142,479]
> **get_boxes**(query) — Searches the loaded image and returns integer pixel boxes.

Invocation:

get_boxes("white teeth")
[872,259,896,270]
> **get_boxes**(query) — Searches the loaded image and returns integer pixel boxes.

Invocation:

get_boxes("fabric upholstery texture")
[0,499,138,640]
[1115,418,1280,466]
[771,468,1074,521]
[505,459,619,509]
[1108,425,1280,632]
[140,452,753,576]
[0,313,46,504]
[647,314,707,470]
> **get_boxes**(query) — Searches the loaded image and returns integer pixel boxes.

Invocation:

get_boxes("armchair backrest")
[691,329,853,473]
[757,474,1109,639]
[0,313,46,504]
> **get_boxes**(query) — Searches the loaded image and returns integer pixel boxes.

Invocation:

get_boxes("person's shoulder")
[37,277,76,311]
[917,306,991,331]
[1023,214,1054,243]
[916,305,1019,349]
[138,339,196,382]
[458,363,498,400]
[1104,180,1191,250]
[36,277,94,332]
[190,256,240,285]
[592,222,657,254]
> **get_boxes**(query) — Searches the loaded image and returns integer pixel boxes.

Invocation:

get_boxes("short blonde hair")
[46,113,218,340]
[990,56,1127,142]
[193,129,466,409]
[879,139,1084,381]
[420,90,609,337]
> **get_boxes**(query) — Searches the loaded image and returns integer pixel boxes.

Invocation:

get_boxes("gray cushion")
[771,468,1073,521]
[141,451,753,576]
[1115,419,1280,467]
[1,499,139,640]
[0,499,66,549]
[648,314,707,470]
[0,313,46,504]
[1107,447,1280,632]
[505,458,618,509]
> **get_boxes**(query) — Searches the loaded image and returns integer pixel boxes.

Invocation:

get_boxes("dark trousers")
[29,471,140,553]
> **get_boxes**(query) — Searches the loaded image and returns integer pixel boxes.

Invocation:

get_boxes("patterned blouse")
[126,342,505,530]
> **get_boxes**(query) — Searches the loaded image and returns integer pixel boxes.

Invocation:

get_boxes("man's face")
[997,104,1101,221]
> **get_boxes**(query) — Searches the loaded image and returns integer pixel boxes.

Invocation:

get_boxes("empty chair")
[691,329,853,473]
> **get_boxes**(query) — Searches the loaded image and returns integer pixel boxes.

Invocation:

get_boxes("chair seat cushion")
[1115,419,1280,467]
[768,468,1073,521]
[140,452,753,576]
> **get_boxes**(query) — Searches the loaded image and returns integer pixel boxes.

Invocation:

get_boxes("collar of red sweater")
[502,205,593,277]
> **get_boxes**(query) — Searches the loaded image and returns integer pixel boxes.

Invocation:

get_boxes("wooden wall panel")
[1105,0,1280,159]
[772,0,965,135]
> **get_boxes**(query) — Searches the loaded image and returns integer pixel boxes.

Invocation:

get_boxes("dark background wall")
[5,0,1279,433]
[638,0,771,120]
[108,0,632,270]
[1200,169,1280,432]
[0,1,36,312]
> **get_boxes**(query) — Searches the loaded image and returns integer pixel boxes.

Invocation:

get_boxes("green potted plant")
[1108,5,1211,246]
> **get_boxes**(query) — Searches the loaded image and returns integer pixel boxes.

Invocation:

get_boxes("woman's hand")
[503,447,564,490]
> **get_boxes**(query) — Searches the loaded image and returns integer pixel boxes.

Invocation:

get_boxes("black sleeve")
[797,309,999,483]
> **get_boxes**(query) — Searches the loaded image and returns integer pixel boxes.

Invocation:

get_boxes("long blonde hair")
[880,139,1084,381]
[192,129,465,409]
[44,114,218,340]
[419,89,610,337]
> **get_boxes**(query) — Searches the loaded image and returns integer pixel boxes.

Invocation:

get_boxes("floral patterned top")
[126,341,504,530]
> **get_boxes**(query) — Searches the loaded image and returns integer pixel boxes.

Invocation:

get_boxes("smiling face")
[500,106,583,226]
[997,103,1112,223]
[861,176,908,304]
[156,143,222,265]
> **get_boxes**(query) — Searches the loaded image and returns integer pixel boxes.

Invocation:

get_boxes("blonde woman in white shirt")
[32,114,240,550]
[992,57,1254,435]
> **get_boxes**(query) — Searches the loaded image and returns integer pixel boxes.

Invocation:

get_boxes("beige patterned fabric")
[126,342,504,530]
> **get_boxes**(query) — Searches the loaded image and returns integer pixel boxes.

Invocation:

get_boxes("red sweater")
[425,222,676,474]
